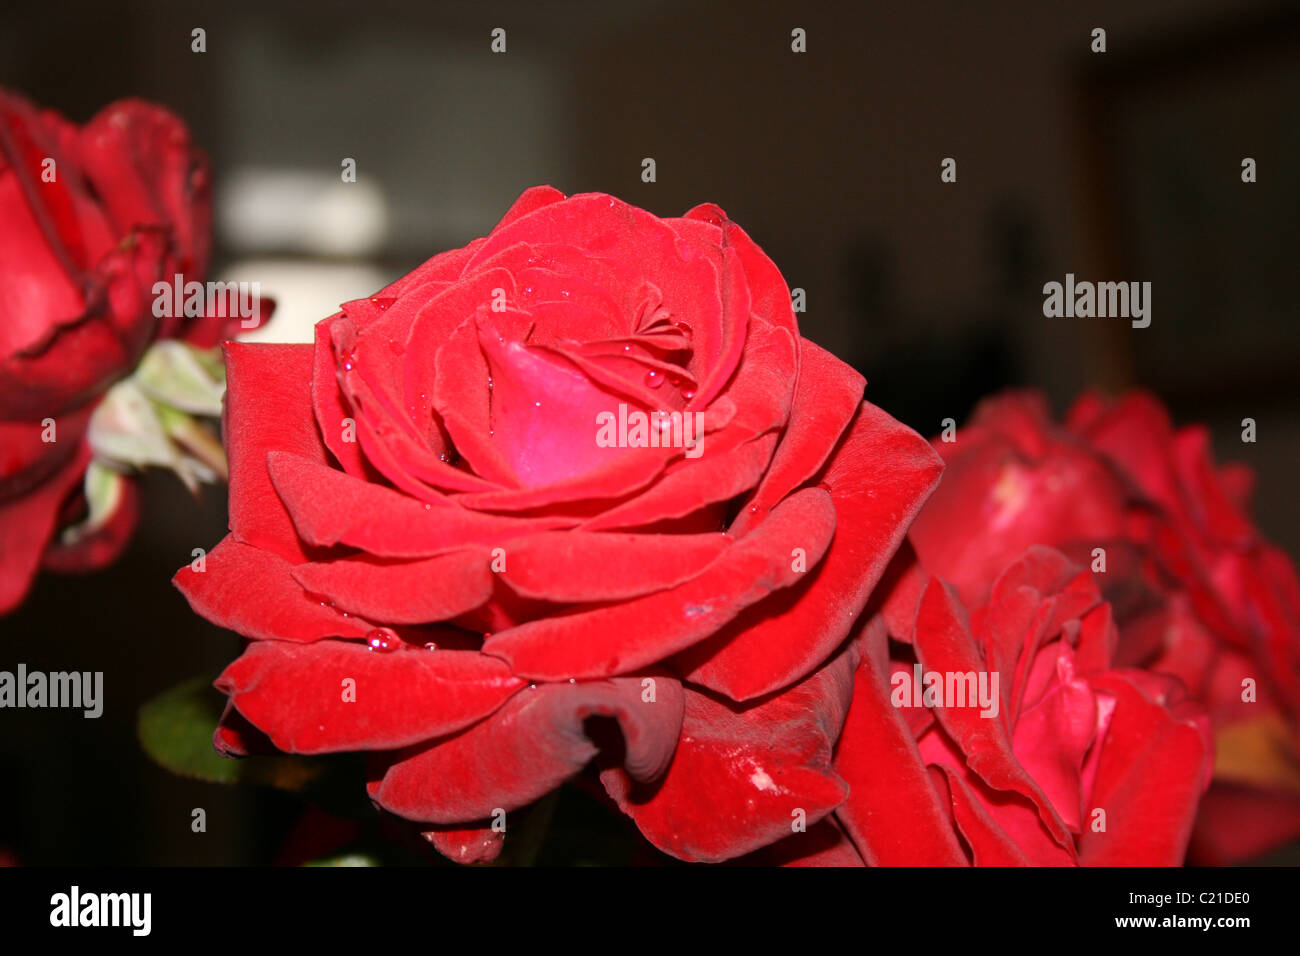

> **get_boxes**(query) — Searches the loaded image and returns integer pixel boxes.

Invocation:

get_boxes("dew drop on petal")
[366,627,401,652]
[645,369,665,388]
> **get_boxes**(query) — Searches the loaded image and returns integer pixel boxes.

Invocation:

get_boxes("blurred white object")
[219,259,396,344]
[219,168,391,257]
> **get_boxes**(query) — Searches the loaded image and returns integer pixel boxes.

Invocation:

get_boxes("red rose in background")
[1068,391,1300,863]
[0,90,239,615]
[175,186,944,863]
[831,547,1212,866]
[907,390,1300,863]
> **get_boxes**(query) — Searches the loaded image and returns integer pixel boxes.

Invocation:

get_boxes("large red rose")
[829,546,1212,866]
[907,390,1300,862]
[0,90,222,614]
[175,186,944,863]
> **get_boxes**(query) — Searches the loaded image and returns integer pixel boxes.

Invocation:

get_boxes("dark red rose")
[829,547,1212,866]
[175,186,944,863]
[0,90,222,615]
[907,389,1300,863]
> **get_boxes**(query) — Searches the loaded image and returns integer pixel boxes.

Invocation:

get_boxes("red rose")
[907,389,1300,862]
[175,186,944,863]
[907,392,1130,608]
[1068,391,1300,863]
[831,546,1212,866]
[0,91,218,614]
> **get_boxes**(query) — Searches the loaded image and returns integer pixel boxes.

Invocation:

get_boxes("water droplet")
[560,289,571,298]
[645,369,665,388]
[534,400,542,408]
[682,388,695,401]
[424,503,432,510]
[369,296,396,311]
[423,642,438,651]
[366,627,401,652]
[568,678,576,684]
[528,683,538,690]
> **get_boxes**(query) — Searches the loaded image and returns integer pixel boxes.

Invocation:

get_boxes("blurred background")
[1,0,1297,863]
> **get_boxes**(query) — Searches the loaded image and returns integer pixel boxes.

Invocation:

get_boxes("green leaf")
[137,676,322,790]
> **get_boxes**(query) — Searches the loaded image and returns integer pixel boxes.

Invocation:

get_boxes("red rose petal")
[680,401,944,700]
[223,342,328,563]
[173,536,372,642]
[268,451,567,558]
[491,185,567,232]
[577,431,775,532]
[499,529,730,602]
[603,647,855,863]
[833,618,970,865]
[752,819,865,867]
[728,339,863,537]
[311,320,372,479]
[422,824,504,865]
[482,486,836,681]
[0,441,89,615]
[291,549,494,625]
[679,204,800,336]
[370,673,684,823]
[912,577,1075,849]
[1076,671,1211,865]
[929,765,1027,865]
[216,639,524,753]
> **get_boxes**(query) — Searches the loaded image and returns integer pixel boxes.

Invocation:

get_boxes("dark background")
[1,0,1297,864]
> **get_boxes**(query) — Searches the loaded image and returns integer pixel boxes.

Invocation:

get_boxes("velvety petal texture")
[176,186,940,862]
